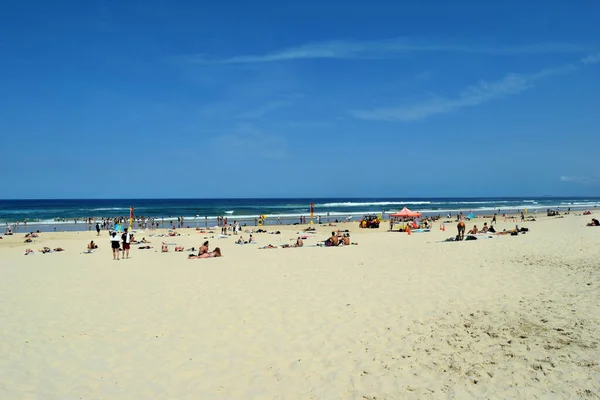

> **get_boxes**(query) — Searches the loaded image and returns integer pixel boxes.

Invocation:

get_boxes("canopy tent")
[466,212,476,219]
[390,207,422,218]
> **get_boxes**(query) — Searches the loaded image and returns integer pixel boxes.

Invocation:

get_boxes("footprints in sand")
[351,287,599,398]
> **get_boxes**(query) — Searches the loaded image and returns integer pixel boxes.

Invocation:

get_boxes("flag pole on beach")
[129,206,134,231]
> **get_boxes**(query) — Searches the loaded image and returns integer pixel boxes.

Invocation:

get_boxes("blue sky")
[1,0,599,198]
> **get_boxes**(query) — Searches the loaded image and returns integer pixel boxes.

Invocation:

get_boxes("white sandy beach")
[1,213,599,399]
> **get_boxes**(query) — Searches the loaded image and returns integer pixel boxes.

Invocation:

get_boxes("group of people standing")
[109,228,133,260]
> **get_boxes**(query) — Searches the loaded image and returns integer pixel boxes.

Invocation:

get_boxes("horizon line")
[1,195,598,201]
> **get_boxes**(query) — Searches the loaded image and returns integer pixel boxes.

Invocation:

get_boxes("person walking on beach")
[521,212,525,222]
[121,228,132,259]
[491,213,497,225]
[110,231,121,260]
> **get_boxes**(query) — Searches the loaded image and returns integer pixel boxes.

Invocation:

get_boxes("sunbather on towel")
[188,247,222,258]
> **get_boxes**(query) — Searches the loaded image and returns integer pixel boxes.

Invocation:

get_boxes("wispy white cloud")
[351,59,594,122]
[581,53,600,65]
[187,38,594,65]
[237,100,293,119]
[560,175,600,185]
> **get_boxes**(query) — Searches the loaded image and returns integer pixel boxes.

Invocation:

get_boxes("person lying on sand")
[138,245,153,249]
[188,247,222,258]
[259,244,278,249]
[40,247,64,253]
[88,241,98,250]
[24,238,33,243]
[24,248,34,255]
[175,246,184,252]
[468,225,479,235]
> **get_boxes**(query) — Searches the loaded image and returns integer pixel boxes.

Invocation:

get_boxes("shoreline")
[2,197,600,230]
[3,206,597,234]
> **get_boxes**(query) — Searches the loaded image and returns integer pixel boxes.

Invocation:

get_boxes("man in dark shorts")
[121,228,133,259]
[96,223,101,236]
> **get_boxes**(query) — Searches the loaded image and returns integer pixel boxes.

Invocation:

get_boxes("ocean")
[1,197,599,232]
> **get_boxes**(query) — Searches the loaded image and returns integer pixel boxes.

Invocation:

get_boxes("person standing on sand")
[121,228,132,259]
[491,213,497,225]
[457,221,466,240]
[96,223,100,236]
[110,231,121,260]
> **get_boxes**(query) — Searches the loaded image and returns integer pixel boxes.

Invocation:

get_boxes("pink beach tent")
[389,207,422,218]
